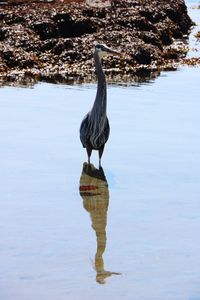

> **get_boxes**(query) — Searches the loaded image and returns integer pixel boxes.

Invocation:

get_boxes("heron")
[80,44,122,167]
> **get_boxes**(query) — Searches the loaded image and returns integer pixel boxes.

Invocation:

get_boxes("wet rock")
[41,39,57,51]
[170,25,183,39]
[132,47,152,65]
[139,9,166,24]
[61,49,81,61]
[53,12,96,38]
[163,49,179,60]
[118,15,156,32]
[0,12,6,20]
[32,21,59,40]
[0,47,37,68]
[5,14,24,24]
[0,0,193,84]
[0,28,6,41]
[140,32,162,49]
[166,8,182,22]
[82,8,107,19]
[195,31,200,39]
[160,29,173,46]
[52,39,73,55]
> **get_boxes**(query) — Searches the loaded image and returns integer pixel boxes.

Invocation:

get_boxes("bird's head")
[94,44,122,60]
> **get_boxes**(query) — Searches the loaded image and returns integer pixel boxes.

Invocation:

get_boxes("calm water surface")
[1,66,200,300]
[0,2,200,300]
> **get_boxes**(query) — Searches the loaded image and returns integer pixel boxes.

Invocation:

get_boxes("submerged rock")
[0,0,194,84]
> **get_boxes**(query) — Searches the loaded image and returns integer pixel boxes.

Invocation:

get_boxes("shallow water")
[1,66,200,300]
[1,2,200,300]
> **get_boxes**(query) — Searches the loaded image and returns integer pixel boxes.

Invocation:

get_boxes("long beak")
[105,46,123,57]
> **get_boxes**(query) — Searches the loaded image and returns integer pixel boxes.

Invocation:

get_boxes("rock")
[52,39,73,54]
[0,0,193,84]
[32,21,59,40]
[0,28,6,41]
[195,31,200,39]
[132,47,152,65]
[139,32,162,49]
[52,12,96,38]
[160,29,173,46]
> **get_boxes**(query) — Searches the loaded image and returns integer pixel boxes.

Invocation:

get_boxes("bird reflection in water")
[79,162,121,284]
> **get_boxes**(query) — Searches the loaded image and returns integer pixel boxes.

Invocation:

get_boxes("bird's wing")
[92,117,110,149]
[80,113,90,148]
[104,117,110,144]
[80,114,110,150]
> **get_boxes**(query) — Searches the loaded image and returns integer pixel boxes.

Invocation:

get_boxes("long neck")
[91,51,107,119]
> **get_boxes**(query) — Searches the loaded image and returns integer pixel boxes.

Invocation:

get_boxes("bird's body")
[80,44,121,167]
[80,113,110,151]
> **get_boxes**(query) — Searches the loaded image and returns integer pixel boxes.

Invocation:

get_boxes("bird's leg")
[98,145,105,169]
[99,158,101,168]
[86,147,92,165]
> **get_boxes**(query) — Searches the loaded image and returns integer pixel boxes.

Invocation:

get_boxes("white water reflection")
[79,163,121,284]
[0,66,200,300]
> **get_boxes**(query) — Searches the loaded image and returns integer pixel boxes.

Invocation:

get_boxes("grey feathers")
[80,112,110,150]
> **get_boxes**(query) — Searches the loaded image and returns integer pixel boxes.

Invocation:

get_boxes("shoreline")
[0,0,199,86]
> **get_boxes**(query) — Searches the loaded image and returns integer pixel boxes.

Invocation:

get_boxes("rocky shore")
[0,0,196,85]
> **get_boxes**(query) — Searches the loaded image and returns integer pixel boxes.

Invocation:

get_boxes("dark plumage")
[80,44,122,167]
[80,113,110,150]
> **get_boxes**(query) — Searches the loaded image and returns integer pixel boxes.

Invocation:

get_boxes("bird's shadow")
[79,162,121,284]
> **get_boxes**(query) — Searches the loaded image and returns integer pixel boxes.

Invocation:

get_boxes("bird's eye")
[95,45,101,51]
